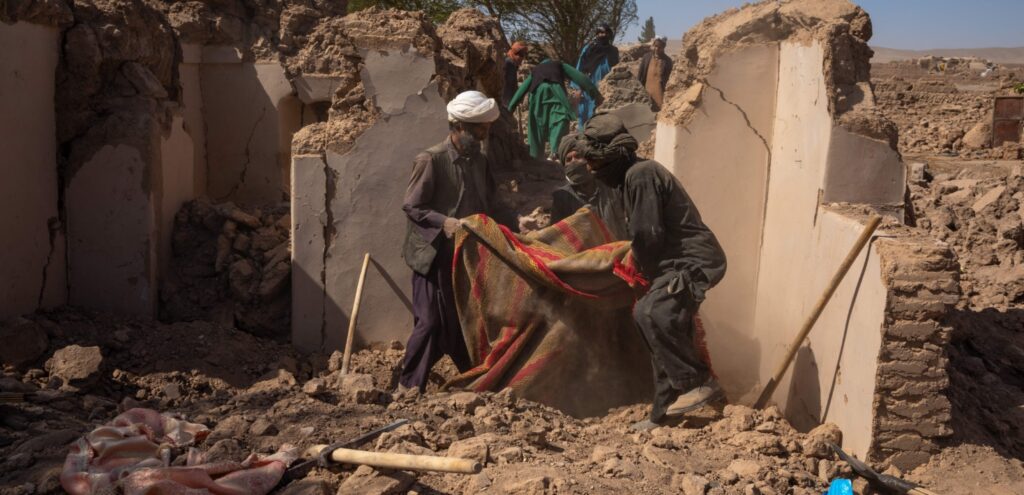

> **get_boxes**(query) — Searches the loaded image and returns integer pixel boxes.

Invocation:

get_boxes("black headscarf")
[578,24,615,75]
[527,59,566,95]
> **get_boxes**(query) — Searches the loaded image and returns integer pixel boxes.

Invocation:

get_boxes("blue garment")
[824,479,853,495]
[573,42,617,128]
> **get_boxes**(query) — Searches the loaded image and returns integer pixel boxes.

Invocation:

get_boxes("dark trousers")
[632,270,711,422]
[399,254,472,391]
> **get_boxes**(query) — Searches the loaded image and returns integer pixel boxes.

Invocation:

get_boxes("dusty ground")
[2,300,1023,494]
[2,307,853,495]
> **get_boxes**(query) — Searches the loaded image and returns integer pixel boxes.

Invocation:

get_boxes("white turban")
[447,90,499,123]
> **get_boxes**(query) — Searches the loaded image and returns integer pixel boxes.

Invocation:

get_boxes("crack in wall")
[700,76,778,332]
[701,80,772,156]
[35,217,61,308]
[320,157,338,350]
[217,104,267,200]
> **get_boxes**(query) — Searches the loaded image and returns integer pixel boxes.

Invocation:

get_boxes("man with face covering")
[550,133,629,241]
[578,114,728,430]
[573,24,620,128]
[399,90,502,393]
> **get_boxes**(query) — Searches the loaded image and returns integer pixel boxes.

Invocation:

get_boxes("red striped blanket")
[445,208,655,417]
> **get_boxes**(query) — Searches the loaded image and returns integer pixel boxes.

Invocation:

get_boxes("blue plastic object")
[824,479,854,495]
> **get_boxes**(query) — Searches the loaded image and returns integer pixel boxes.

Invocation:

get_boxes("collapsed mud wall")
[0,6,70,319]
[0,0,353,323]
[653,0,952,469]
[290,8,539,351]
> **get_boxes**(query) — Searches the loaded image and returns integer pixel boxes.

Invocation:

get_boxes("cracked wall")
[199,49,299,203]
[654,0,952,468]
[0,21,67,319]
[292,50,445,351]
[655,44,778,402]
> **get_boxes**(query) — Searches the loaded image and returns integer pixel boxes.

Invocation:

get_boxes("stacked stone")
[872,237,960,470]
[162,199,291,337]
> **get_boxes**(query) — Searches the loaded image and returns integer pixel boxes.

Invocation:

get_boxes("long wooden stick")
[754,215,882,409]
[341,253,372,375]
[307,445,481,474]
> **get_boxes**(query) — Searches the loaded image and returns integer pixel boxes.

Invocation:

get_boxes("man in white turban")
[398,90,504,393]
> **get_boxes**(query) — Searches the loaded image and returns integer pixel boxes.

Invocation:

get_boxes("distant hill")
[872,46,1024,64]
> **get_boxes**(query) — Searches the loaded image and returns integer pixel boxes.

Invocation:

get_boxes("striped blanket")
[445,208,655,417]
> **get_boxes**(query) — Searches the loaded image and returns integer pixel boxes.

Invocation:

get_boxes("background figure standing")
[638,36,673,110]
[503,42,528,108]
[508,59,602,160]
[573,24,619,128]
[399,91,501,393]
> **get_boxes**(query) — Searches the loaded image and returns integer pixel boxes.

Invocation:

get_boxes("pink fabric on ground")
[61,408,297,495]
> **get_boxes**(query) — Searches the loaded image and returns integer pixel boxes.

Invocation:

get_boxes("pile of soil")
[907,160,1024,309]
[906,157,1024,483]
[0,308,919,495]
[160,199,292,338]
[872,61,1023,158]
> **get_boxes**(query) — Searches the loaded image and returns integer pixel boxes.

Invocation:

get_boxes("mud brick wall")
[873,238,960,470]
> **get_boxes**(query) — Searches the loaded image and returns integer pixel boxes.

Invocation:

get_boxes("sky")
[622,0,1024,49]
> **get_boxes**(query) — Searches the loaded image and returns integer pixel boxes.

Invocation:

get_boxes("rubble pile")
[907,159,1024,462]
[597,65,655,111]
[908,161,1024,308]
[0,308,859,495]
[160,199,292,338]
[4,308,1024,494]
[872,61,1023,158]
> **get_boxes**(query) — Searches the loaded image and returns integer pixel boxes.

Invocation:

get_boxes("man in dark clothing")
[638,36,673,110]
[551,133,629,240]
[399,90,503,393]
[502,41,528,108]
[574,114,728,429]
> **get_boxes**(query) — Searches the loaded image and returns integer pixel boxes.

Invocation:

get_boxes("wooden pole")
[306,445,481,474]
[341,253,372,375]
[753,215,883,409]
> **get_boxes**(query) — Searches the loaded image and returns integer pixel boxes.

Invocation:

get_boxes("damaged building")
[1,0,1022,492]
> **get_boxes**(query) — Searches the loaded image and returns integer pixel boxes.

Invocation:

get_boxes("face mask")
[455,130,481,156]
[591,160,629,185]
[565,160,593,186]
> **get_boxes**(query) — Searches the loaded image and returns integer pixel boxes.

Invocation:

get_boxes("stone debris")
[873,60,1023,158]
[45,345,103,390]
[1,1,1023,494]
[160,199,292,337]
[0,318,50,370]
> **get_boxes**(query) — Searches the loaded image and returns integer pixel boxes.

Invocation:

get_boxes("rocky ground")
[2,302,1023,494]
[872,60,1023,159]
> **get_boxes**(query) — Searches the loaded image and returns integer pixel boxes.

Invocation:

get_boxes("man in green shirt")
[508,59,603,159]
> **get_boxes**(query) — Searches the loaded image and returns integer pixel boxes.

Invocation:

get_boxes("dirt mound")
[0,306,860,495]
[663,0,872,123]
[908,158,1024,464]
[597,65,655,111]
[151,0,348,61]
[871,59,1023,158]
[160,199,292,338]
[909,444,1024,494]
[908,161,1024,308]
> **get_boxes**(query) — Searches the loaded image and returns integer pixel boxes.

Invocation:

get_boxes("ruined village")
[1,0,1023,494]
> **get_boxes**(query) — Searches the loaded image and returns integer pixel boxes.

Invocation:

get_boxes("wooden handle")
[754,215,882,409]
[307,445,481,474]
[341,253,372,375]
